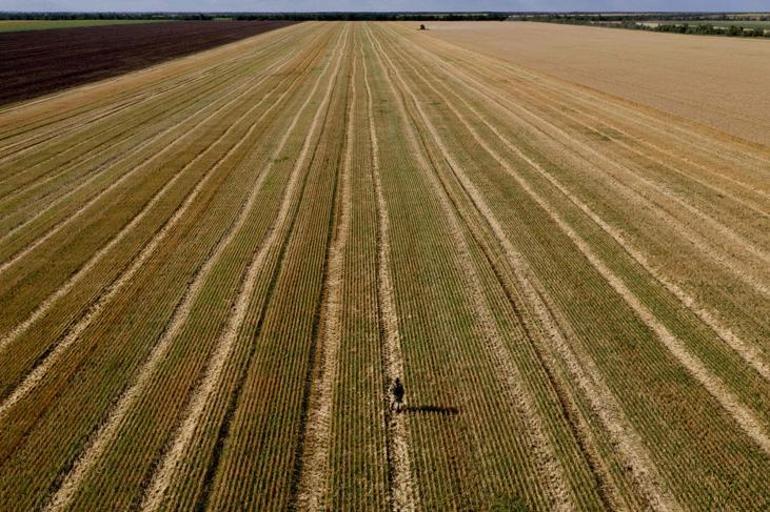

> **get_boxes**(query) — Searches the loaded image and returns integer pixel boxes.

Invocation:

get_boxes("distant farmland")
[425,21,770,146]
[0,20,769,511]
[0,19,169,33]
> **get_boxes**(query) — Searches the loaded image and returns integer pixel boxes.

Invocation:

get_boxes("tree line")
[2,11,767,37]
[514,13,770,39]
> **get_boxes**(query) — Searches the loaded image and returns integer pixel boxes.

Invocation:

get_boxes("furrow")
[0,98,148,167]
[294,54,357,511]
[0,78,201,181]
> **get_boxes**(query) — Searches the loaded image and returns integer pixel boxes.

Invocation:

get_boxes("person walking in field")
[390,377,405,413]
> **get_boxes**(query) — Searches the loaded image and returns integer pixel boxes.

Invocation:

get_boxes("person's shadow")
[399,405,459,416]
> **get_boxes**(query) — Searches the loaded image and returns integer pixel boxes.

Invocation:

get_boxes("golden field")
[0,21,768,511]
[425,21,770,146]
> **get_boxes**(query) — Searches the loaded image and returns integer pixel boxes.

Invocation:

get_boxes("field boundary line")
[361,39,417,512]
[139,28,348,510]
[0,21,304,154]
[369,26,574,511]
[0,26,324,239]
[0,24,307,188]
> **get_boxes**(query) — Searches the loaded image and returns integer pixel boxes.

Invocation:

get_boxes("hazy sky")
[1,0,767,11]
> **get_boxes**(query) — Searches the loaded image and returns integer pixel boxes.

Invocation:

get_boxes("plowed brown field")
[0,20,294,106]
[0,21,768,511]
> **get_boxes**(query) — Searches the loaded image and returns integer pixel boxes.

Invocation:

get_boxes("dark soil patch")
[0,20,295,106]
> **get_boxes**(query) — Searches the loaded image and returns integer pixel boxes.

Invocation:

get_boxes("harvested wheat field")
[0,20,769,511]
[425,21,770,147]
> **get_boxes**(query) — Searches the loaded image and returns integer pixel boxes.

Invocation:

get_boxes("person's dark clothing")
[392,379,405,403]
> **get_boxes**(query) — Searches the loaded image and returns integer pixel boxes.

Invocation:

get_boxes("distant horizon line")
[2,9,769,13]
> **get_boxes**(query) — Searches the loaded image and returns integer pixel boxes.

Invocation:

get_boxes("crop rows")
[0,20,768,511]
[369,22,770,509]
